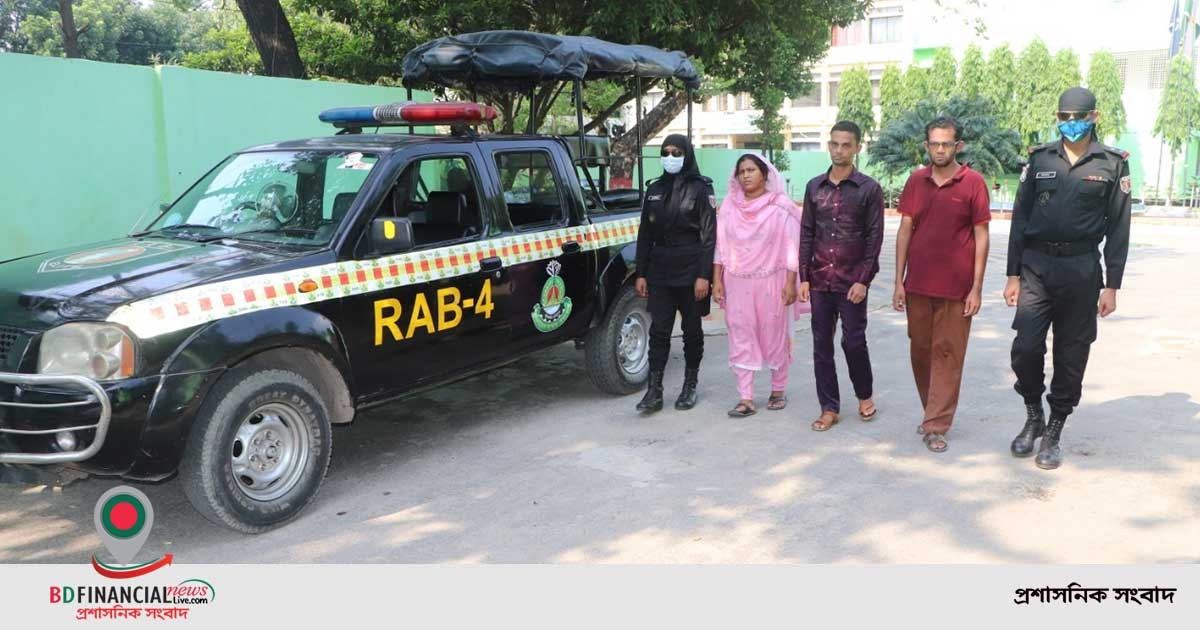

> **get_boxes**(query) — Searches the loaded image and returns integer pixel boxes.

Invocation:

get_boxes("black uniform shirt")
[634,175,717,286]
[1007,139,1132,288]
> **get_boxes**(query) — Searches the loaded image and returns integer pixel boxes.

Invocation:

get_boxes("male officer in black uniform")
[634,133,717,413]
[1004,87,1132,469]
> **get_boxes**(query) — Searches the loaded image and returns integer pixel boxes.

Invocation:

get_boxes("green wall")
[0,53,428,260]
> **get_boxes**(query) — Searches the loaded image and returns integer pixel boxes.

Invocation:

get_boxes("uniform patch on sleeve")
[708,194,717,209]
[1120,176,1131,194]
[1020,165,1028,183]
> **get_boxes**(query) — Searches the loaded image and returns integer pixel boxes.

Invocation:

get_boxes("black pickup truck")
[0,30,701,533]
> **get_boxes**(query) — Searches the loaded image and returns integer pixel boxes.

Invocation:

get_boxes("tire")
[179,366,333,533]
[585,283,651,395]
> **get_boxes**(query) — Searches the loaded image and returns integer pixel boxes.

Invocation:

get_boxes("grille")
[0,326,21,366]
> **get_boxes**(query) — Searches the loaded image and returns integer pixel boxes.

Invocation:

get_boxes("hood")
[0,236,305,331]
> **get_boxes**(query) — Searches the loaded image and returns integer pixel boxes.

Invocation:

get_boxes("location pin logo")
[93,486,154,564]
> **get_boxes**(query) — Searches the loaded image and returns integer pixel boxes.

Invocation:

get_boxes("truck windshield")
[146,150,379,246]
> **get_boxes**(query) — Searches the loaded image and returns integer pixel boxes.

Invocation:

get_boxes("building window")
[828,81,840,107]
[870,15,902,44]
[791,142,821,152]
[1147,52,1168,89]
[831,20,865,46]
[793,83,821,107]
[702,95,718,112]
[702,143,727,149]
[735,93,753,110]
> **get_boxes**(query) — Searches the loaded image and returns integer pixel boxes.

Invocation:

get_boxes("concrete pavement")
[2,219,1197,564]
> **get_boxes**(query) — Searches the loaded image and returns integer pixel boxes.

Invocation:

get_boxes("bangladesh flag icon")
[93,486,155,565]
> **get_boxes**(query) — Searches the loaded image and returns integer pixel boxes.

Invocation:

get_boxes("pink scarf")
[714,153,803,276]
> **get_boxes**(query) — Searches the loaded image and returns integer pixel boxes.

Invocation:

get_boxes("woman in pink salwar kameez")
[712,153,803,417]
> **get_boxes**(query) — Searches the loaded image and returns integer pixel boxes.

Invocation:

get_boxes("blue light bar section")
[318,106,380,125]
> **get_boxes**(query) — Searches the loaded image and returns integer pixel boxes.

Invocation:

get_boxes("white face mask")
[661,155,685,174]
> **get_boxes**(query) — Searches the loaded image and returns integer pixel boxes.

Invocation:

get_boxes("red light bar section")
[399,102,498,124]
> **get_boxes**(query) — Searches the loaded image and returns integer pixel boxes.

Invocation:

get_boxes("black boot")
[1036,413,1067,470]
[674,368,699,410]
[1010,402,1045,457]
[637,370,664,413]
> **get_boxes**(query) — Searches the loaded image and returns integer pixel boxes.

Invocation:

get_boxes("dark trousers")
[648,284,704,372]
[1010,249,1102,418]
[810,290,873,413]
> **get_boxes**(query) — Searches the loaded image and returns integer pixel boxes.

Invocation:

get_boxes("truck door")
[482,142,596,352]
[341,149,505,402]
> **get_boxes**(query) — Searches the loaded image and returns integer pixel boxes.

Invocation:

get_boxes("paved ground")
[2,219,1198,564]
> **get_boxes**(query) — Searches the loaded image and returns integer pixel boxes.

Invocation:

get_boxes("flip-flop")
[767,394,788,411]
[811,412,839,432]
[858,401,877,421]
[924,432,948,452]
[727,402,757,417]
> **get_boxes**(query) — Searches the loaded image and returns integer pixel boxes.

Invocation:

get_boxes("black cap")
[1058,86,1097,112]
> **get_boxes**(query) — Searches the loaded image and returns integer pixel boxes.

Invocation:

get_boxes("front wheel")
[179,366,332,533]
[585,283,651,395]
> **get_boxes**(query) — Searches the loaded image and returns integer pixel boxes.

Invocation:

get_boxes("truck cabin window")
[495,151,566,230]
[148,150,377,246]
[374,156,483,247]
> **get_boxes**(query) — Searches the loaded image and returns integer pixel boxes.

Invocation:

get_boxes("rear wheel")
[179,365,332,533]
[585,284,650,395]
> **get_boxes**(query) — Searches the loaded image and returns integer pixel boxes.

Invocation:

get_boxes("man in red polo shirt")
[892,117,991,452]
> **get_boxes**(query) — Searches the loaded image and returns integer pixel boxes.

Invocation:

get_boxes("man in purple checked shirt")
[798,121,885,433]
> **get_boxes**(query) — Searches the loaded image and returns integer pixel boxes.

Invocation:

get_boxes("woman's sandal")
[811,411,839,432]
[924,432,948,452]
[728,402,757,417]
[858,400,878,422]
[767,394,788,411]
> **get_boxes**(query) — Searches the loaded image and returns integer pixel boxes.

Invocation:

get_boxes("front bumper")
[0,373,111,464]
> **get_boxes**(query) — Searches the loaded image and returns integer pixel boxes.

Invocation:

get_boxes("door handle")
[479,256,504,273]
[561,240,581,254]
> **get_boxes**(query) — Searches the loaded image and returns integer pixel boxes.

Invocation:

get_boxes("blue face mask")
[1058,119,1095,142]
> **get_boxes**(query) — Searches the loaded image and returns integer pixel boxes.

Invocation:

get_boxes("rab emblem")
[532,260,572,333]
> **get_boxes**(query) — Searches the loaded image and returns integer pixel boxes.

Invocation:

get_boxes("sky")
[926,0,1176,56]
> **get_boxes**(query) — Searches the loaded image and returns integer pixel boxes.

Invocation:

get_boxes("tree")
[15,0,203,64]
[1086,51,1128,143]
[984,43,1017,129]
[1153,54,1200,204]
[1052,48,1082,94]
[957,43,985,99]
[233,0,305,78]
[901,65,929,111]
[928,47,957,92]
[879,64,904,128]
[868,95,1023,181]
[1014,39,1057,147]
[836,64,874,141]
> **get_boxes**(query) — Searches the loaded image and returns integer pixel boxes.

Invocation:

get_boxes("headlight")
[38,323,137,380]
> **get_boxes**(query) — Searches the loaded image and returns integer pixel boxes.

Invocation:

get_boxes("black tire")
[585,283,651,395]
[179,366,332,533]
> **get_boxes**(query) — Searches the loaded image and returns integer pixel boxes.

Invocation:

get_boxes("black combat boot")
[674,367,699,410]
[1035,413,1067,470]
[1010,402,1045,457]
[637,370,664,413]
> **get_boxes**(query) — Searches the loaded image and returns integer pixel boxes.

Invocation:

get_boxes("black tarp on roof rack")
[401,30,701,91]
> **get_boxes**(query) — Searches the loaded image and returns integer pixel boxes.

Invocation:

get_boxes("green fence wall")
[0,53,428,260]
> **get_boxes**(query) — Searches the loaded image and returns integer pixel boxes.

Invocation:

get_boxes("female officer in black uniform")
[634,134,717,413]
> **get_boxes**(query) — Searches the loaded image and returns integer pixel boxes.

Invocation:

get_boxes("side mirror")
[370,217,415,255]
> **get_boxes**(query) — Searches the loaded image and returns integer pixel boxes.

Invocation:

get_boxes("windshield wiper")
[233,228,320,238]
[131,223,225,238]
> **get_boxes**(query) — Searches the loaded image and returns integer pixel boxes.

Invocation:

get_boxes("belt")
[1028,240,1097,257]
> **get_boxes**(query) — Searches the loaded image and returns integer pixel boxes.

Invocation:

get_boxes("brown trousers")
[906,293,973,434]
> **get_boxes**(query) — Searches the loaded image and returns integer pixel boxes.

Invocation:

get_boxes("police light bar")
[319,102,498,128]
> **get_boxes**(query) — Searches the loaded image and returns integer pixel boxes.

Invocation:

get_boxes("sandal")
[767,393,788,411]
[916,424,926,435]
[811,411,839,432]
[728,402,757,417]
[858,399,877,421]
[924,432,948,452]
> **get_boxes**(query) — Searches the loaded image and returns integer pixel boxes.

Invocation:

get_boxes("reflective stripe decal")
[107,217,640,339]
